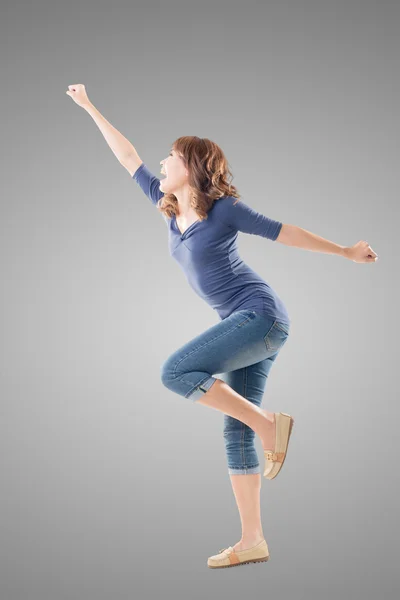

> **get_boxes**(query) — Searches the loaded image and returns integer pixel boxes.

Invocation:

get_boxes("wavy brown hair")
[157,136,240,220]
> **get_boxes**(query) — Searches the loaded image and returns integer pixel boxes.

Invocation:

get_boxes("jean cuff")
[187,376,218,401]
[228,465,261,475]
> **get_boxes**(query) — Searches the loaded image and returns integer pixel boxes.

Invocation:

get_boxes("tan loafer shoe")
[207,539,270,569]
[263,412,295,480]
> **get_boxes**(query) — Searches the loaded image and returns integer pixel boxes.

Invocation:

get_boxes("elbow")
[275,223,294,245]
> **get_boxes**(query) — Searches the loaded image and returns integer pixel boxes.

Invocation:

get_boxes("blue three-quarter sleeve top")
[132,162,290,325]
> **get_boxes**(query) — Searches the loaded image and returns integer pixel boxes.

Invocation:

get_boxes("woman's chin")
[159,180,170,193]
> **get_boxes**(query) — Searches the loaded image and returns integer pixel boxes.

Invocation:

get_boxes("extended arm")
[84,102,142,173]
[277,224,347,256]
[277,224,378,263]
[65,83,142,172]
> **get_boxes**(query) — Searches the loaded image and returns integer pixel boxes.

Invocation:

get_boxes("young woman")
[66,83,378,569]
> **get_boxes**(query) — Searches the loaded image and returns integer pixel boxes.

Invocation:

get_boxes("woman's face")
[159,148,188,194]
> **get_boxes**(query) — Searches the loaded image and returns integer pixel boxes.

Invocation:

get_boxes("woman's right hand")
[66,84,91,108]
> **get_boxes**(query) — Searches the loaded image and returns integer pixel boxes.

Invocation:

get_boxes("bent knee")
[160,359,178,389]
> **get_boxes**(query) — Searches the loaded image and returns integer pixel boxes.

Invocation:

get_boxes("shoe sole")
[264,412,295,480]
[208,555,270,568]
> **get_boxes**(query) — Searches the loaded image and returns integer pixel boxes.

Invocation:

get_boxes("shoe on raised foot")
[263,412,295,480]
[207,539,270,569]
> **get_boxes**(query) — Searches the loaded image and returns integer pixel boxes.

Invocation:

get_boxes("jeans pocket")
[263,320,289,352]
[236,309,258,327]
[274,320,290,335]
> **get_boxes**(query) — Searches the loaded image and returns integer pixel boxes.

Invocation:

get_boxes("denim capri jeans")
[160,309,290,475]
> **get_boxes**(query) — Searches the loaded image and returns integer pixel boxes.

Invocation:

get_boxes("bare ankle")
[261,408,275,423]
[241,533,265,545]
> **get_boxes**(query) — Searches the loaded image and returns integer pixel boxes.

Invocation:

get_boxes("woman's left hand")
[345,241,378,263]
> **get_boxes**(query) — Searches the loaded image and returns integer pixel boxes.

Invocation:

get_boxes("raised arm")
[65,83,143,174]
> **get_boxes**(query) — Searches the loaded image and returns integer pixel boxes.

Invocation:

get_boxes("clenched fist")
[66,84,91,108]
[345,241,378,263]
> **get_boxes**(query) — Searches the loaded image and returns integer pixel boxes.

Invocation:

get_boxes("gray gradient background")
[1,0,398,598]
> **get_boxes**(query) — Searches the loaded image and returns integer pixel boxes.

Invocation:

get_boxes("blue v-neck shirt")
[132,162,290,325]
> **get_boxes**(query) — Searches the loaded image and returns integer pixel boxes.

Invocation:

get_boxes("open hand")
[345,241,378,263]
[65,84,91,108]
